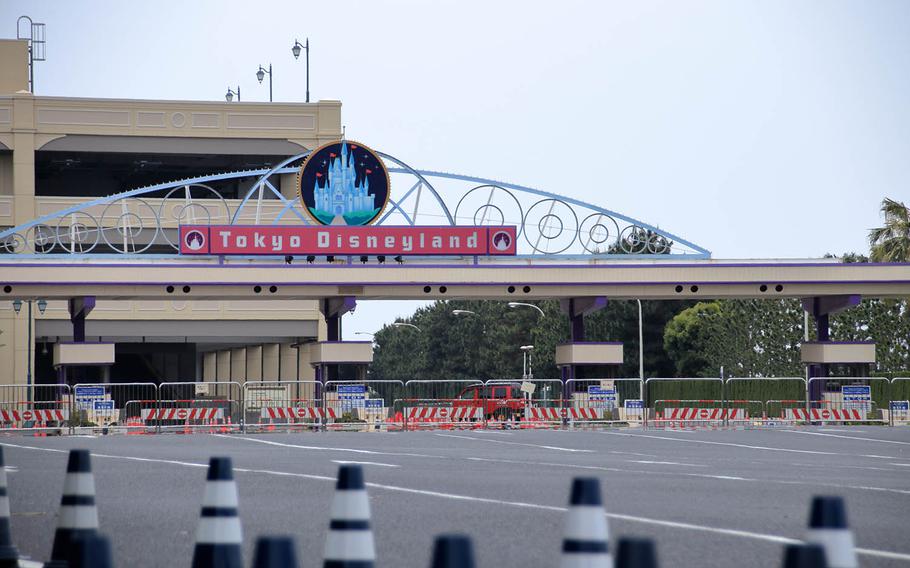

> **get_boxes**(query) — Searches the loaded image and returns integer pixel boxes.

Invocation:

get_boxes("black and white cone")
[191,457,242,568]
[560,477,610,568]
[69,532,114,568]
[806,496,857,568]
[429,535,476,568]
[0,447,19,568]
[252,536,298,568]
[615,538,658,568]
[782,543,828,568]
[323,465,375,568]
[47,449,99,567]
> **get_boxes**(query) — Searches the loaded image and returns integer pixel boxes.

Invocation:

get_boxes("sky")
[2,0,909,336]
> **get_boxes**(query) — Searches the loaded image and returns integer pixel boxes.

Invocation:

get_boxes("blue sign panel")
[93,400,115,411]
[364,399,383,409]
[890,400,909,411]
[76,386,105,398]
[624,399,644,409]
[338,384,366,396]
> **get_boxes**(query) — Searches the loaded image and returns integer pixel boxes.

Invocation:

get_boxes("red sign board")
[179,225,517,256]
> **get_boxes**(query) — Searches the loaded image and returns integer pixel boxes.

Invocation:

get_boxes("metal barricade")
[157,381,242,433]
[766,400,809,424]
[0,384,71,434]
[486,379,562,429]
[725,377,806,424]
[324,380,405,432]
[806,377,889,424]
[891,378,910,426]
[565,378,643,427]
[401,380,485,431]
[645,378,723,427]
[71,383,158,434]
[243,381,321,432]
[653,399,728,428]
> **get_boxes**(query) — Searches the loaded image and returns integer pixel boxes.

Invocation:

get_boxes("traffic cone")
[323,465,375,568]
[0,447,19,568]
[191,457,242,568]
[560,477,610,568]
[615,537,658,568]
[429,535,475,568]
[47,449,99,568]
[782,543,828,568]
[806,496,857,568]
[252,536,298,568]
[69,532,114,568]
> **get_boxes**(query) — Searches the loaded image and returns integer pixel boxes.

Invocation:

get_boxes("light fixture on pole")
[390,322,421,332]
[225,86,240,102]
[291,38,310,103]
[507,302,545,317]
[256,64,273,102]
[452,309,477,316]
[519,345,534,416]
[11,298,47,400]
[353,331,375,337]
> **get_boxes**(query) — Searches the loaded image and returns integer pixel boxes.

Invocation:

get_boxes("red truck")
[452,382,526,419]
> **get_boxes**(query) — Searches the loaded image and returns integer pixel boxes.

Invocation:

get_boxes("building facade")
[0,38,339,386]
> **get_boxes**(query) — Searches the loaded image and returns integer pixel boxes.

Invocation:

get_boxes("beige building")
[0,38,338,386]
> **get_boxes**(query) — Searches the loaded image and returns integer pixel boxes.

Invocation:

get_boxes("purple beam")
[67,296,96,343]
[560,297,608,318]
[801,295,861,317]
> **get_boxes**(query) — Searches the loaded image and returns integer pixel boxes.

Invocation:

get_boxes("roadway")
[3,427,910,567]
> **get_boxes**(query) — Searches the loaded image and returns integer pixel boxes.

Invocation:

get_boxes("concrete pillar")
[11,96,36,227]
[216,350,231,382]
[262,343,280,381]
[245,345,263,382]
[230,348,246,383]
[203,352,217,382]
[279,343,297,381]
[280,172,298,200]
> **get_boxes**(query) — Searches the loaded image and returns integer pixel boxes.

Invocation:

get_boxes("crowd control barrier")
[324,380,405,432]
[400,380,485,430]
[891,378,910,426]
[0,384,71,434]
[806,377,890,424]
[564,378,644,426]
[157,382,241,433]
[243,381,323,432]
[72,382,158,434]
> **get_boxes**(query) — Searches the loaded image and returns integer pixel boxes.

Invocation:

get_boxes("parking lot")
[4,427,910,567]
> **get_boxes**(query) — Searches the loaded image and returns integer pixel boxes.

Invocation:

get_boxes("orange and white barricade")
[784,408,865,422]
[0,409,68,424]
[261,406,336,422]
[405,406,482,429]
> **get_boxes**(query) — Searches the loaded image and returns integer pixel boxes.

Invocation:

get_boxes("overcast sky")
[3,0,908,336]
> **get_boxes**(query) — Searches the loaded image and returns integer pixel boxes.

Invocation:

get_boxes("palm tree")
[869,198,910,262]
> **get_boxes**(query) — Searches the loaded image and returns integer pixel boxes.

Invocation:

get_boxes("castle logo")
[297,140,390,226]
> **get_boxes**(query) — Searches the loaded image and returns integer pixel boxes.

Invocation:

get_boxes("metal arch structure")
[0,148,710,259]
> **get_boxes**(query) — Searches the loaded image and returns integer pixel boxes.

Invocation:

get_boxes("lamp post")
[390,322,421,332]
[12,298,47,397]
[291,38,310,103]
[520,345,534,416]
[452,309,477,317]
[225,86,240,102]
[256,64,273,102]
[636,299,644,405]
[507,302,545,317]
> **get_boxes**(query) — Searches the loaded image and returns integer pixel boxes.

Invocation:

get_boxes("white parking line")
[215,434,442,458]
[781,430,910,446]
[4,441,907,563]
[331,460,400,468]
[434,433,594,452]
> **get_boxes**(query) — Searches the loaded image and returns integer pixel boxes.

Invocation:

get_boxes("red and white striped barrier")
[260,407,337,420]
[784,408,864,422]
[525,407,603,420]
[141,408,224,421]
[406,407,482,421]
[0,409,68,422]
[658,408,748,421]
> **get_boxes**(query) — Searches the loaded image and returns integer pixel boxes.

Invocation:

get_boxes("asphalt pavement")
[3,426,910,567]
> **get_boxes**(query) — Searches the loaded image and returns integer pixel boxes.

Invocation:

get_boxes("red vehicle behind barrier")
[452,383,525,418]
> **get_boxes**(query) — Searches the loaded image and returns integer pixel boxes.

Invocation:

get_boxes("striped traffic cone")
[191,457,242,568]
[806,496,857,568]
[782,543,828,568]
[560,477,610,568]
[69,532,114,568]
[252,536,298,568]
[0,447,19,568]
[47,449,99,568]
[429,535,475,568]
[615,537,658,568]
[323,465,375,568]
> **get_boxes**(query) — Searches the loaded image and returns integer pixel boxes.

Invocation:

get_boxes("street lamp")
[12,298,48,396]
[256,64,273,102]
[291,38,310,103]
[520,345,534,416]
[225,86,240,102]
[390,322,421,332]
[507,302,545,317]
[452,309,477,316]
[354,331,375,337]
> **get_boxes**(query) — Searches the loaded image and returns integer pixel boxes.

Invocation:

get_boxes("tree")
[869,198,910,262]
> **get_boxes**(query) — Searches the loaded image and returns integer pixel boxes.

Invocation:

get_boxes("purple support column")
[801,295,859,402]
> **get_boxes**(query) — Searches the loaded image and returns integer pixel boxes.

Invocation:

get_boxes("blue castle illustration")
[312,141,376,220]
